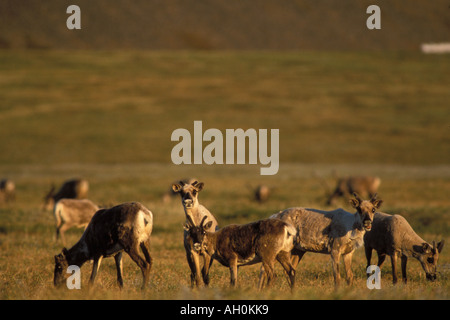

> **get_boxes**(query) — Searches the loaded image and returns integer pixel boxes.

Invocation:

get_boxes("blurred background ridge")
[1,0,449,51]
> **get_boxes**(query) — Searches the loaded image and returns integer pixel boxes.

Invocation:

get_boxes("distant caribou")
[0,179,15,203]
[326,176,381,205]
[254,185,270,203]
[54,198,99,246]
[44,178,89,210]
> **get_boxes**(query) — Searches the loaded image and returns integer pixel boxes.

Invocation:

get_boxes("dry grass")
[0,163,448,300]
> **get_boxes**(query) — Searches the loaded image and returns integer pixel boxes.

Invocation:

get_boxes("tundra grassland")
[0,51,448,300]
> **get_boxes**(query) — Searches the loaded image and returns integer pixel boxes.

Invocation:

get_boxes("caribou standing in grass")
[44,178,89,210]
[270,193,382,286]
[172,180,218,287]
[0,179,15,203]
[185,215,296,289]
[54,202,153,289]
[254,185,271,203]
[364,212,444,284]
[54,198,99,246]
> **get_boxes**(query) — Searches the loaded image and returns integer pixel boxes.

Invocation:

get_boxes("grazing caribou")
[364,212,444,284]
[54,202,153,289]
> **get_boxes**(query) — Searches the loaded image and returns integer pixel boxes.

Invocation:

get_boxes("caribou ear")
[200,215,208,227]
[437,240,445,253]
[172,183,182,193]
[200,216,213,231]
[350,192,363,208]
[372,199,383,209]
[204,221,213,231]
[195,182,204,192]
[55,249,68,263]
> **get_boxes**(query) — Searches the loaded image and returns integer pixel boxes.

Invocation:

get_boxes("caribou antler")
[352,192,362,203]
[349,192,363,208]
[370,193,378,203]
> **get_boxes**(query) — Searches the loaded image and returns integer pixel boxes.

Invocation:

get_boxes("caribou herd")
[2,176,443,290]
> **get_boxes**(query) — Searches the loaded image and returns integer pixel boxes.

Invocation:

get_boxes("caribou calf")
[172,180,218,287]
[185,216,296,289]
[54,198,99,246]
[54,202,153,289]
[364,212,444,284]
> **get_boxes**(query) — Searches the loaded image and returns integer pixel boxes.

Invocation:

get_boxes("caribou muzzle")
[193,242,202,252]
[363,219,372,231]
[426,273,437,281]
[184,199,193,209]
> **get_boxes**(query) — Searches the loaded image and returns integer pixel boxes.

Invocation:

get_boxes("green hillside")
[0,51,449,166]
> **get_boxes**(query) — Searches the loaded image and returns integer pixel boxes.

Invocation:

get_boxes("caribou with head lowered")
[54,202,153,289]
[364,211,444,284]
